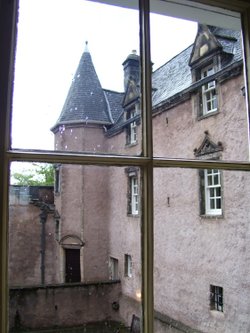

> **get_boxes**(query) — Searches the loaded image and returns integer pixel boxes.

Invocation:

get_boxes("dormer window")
[126,104,139,145]
[188,25,222,119]
[129,109,137,144]
[201,65,218,115]
[195,133,223,217]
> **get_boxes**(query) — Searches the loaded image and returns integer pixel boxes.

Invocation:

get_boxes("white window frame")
[204,169,222,215]
[201,65,217,115]
[124,254,132,277]
[131,175,139,215]
[130,110,137,144]
[127,106,138,145]
[1,1,250,333]
[109,257,119,280]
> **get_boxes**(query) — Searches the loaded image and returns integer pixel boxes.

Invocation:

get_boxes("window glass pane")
[210,198,215,209]
[209,188,215,197]
[154,167,250,332]
[151,7,249,162]
[216,198,221,208]
[12,0,142,156]
[9,162,142,332]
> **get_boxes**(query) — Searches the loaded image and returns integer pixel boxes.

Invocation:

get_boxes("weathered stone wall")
[152,73,248,161]
[107,166,142,309]
[82,165,111,281]
[154,311,203,333]
[119,294,141,328]
[151,71,250,332]
[9,281,121,330]
[8,186,58,286]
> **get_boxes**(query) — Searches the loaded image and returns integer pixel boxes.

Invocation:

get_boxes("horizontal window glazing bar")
[7,150,250,171]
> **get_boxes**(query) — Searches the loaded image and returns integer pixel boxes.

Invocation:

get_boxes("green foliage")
[11,163,54,186]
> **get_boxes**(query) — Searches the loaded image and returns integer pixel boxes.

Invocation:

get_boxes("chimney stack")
[122,50,140,91]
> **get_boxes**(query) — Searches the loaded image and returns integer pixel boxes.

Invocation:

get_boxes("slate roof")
[53,26,242,133]
[152,45,193,108]
[152,27,242,109]
[103,89,124,124]
[212,27,242,63]
[54,43,112,127]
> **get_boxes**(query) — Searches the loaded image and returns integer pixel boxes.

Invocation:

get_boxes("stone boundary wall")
[9,281,121,331]
[154,311,203,333]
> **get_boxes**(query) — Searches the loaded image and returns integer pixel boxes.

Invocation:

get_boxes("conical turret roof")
[55,42,111,127]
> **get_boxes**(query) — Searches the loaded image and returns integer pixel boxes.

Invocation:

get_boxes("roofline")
[103,88,124,94]
[51,119,112,133]
[153,59,243,113]
[103,91,114,124]
[107,60,243,137]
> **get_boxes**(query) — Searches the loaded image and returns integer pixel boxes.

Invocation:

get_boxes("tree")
[11,163,54,186]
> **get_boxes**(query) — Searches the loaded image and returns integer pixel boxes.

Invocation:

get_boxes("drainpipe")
[39,208,48,285]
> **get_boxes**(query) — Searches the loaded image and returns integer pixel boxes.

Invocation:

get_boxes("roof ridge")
[103,88,124,94]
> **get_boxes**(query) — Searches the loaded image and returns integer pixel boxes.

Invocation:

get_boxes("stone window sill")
[198,110,219,120]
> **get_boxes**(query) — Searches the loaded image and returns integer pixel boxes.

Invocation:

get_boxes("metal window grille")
[210,285,223,312]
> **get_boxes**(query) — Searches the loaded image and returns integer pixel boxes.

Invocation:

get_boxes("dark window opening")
[65,248,81,283]
[210,285,223,312]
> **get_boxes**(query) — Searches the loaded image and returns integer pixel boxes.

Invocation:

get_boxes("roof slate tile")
[56,48,112,125]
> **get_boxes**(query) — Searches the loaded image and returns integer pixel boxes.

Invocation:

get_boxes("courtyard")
[10,321,130,333]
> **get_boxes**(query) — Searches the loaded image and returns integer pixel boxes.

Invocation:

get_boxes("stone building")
[9,24,250,332]
[50,23,250,332]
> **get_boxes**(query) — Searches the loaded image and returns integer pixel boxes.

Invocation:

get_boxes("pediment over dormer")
[122,80,140,108]
[194,132,223,157]
[189,25,222,67]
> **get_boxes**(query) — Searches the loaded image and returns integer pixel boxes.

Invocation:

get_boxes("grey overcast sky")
[11,0,197,150]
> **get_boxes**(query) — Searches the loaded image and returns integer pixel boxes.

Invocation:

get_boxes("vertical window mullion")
[241,8,250,148]
[0,0,19,332]
[139,0,154,332]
